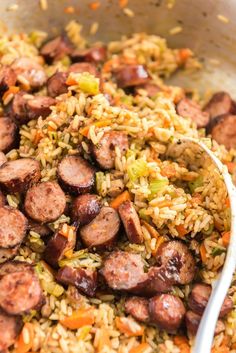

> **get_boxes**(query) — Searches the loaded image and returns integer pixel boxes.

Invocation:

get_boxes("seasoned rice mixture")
[0,21,236,353]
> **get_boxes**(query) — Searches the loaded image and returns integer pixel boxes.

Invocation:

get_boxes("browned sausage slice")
[135,83,161,97]
[0,158,41,193]
[57,266,97,297]
[0,117,18,153]
[11,57,47,90]
[188,283,233,318]
[71,46,107,63]
[43,228,76,268]
[0,260,31,277]
[80,207,120,249]
[47,71,68,98]
[118,201,143,244]
[114,65,150,88]
[0,309,22,351]
[0,66,17,94]
[58,155,95,195]
[124,297,149,323]
[92,131,128,170]
[0,152,7,167]
[149,294,186,332]
[0,206,27,248]
[26,96,55,119]
[101,250,147,291]
[0,267,43,315]
[0,245,19,264]
[24,181,66,223]
[176,98,210,128]
[71,194,101,225]
[156,240,196,285]
[185,310,225,336]
[0,190,6,207]
[28,218,52,237]
[204,91,236,119]
[138,265,175,296]
[68,63,99,77]
[40,36,72,63]
[207,114,236,150]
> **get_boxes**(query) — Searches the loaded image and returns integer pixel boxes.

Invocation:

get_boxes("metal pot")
[0,0,235,94]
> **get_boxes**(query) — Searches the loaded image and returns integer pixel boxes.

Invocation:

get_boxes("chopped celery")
[202,223,214,236]
[78,73,99,95]
[188,175,203,194]
[149,179,169,198]
[127,159,148,182]
[138,208,151,222]
[42,281,64,297]
[121,95,133,105]
[211,248,225,257]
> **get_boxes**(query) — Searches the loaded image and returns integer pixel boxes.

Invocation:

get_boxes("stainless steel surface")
[0,0,236,95]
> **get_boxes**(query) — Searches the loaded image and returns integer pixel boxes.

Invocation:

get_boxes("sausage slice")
[0,65,17,94]
[40,36,72,63]
[101,250,147,291]
[68,63,99,77]
[0,309,22,351]
[71,194,101,225]
[47,71,68,98]
[188,283,233,318]
[0,206,27,249]
[204,91,236,120]
[0,152,7,167]
[135,83,161,97]
[185,310,225,336]
[0,265,43,315]
[92,131,128,170]
[207,114,236,150]
[28,219,52,237]
[57,266,97,297]
[24,181,66,223]
[0,158,41,193]
[0,190,6,208]
[114,65,150,88]
[0,260,31,277]
[0,117,18,153]
[124,297,149,323]
[11,57,47,90]
[71,46,107,63]
[176,98,210,128]
[156,240,196,285]
[80,206,120,249]
[58,155,95,195]
[0,245,19,264]
[149,294,186,332]
[118,201,143,244]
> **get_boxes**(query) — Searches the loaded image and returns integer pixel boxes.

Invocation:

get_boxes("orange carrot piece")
[176,224,189,237]
[152,236,166,256]
[110,191,131,209]
[141,220,160,239]
[119,0,128,8]
[115,317,144,337]
[89,1,101,10]
[222,231,231,247]
[225,197,230,208]
[79,119,112,137]
[14,323,34,353]
[2,85,19,101]
[200,243,207,263]
[178,48,192,65]
[225,161,236,174]
[64,6,75,13]
[129,343,151,353]
[156,200,172,208]
[60,308,95,329]
[173,336,190,353]
[66,76,78,86]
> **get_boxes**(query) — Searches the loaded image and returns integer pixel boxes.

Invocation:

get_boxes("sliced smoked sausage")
[204,91,236,120]
[118,200,143,244]
[0,190,6,208]
[0,117,18,153]
[92,131,128,170]
[188,283,233,318]
[24,181,66,223]
[71,46,107,63]
[155,240,196,285]
[0,158,41,193]
[207,114,236,150]
[58,155,95,195]
[80,206,120,249]
[0,65,17,94]
[0,206,27,249]
[0,262,43,315]
[185,310,225,336]
[11,57,47,90]
[57,266,97,297]
[0,152,7,167]
[40,36,72,63]
[176,98,210,128]
[149,294,186,332]
[71,194,101,225]
[114,65,150,88]
[0,308,22,351]
[47,71,68,98]
[124,297,149,323]
[0,246,19,264]
[68,62,99,76]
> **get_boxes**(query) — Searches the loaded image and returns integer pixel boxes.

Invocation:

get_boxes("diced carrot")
[64,6,75,13]
[173,336,190,353]
[119,0,128,8]
[225,197,230,208]
[176,224,189,237]
[14,323,34,353]
[211,346,230,353]
[156,200,173,208]
[102,59,115,73]
[178,48,192,65]
[152,236,166,256]
[200,242,207,263]
[79,119,112,137]
[110,190,131,209]
[214,219,223,231]
[2,85,19,101]
[222,231,231,247]
[224,161,236,174]
[66,76,78,86]
[33,130,43,145]
[89,1,101,10]
[115,317,144,337]
[129,343,151,353]
[141,220,160,239]
[60,308,95,329]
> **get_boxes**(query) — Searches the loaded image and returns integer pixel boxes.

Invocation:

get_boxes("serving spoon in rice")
[169,137,236,353]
